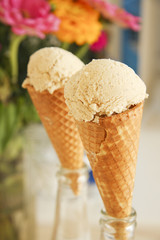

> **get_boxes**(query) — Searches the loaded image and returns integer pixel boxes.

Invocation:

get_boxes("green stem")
[10,34,26,84]
[61,42,70,50]
[75,44,89,60]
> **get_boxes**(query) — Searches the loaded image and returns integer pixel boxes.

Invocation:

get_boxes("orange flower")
[50,0,102,45]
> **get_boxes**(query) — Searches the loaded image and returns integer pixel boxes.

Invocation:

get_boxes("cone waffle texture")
[27,85,84,170]
[77,102,144,218]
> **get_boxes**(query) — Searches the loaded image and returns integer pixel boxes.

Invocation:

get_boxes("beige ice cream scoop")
[64,59,148,122]
[64,59,148,238]
[22,47,84,195]
[23,47,84,93]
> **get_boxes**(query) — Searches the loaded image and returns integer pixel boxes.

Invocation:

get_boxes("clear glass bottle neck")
[52,164,89,240]
[100,208,137,240]
[56,164,88,196]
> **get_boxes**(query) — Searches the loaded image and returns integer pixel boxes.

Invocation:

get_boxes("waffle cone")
[26,85,84,194]
[77,102,143,220]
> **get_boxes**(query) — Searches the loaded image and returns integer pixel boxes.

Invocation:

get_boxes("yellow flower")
[50,0,102,45]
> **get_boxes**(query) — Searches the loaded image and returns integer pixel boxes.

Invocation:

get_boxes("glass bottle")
[52,164,89,240]
[99,208,137,240]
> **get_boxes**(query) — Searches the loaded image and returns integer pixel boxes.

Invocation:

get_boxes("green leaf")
[4,135,23,161]
[7,103,17,131]
[0,104,7,153]
[0,103,18,153]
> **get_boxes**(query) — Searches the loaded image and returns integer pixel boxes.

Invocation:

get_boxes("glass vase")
[52,164,89,240]
[99,208,137,240]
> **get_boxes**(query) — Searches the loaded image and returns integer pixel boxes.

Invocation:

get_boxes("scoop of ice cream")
[64,59,148,122]
[22,47,84,93]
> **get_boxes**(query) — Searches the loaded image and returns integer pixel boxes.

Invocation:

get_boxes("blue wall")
[122,0,141,73]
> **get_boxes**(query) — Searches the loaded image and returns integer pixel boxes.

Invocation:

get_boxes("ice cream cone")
[76,102,144,238]
[26,85,84,194]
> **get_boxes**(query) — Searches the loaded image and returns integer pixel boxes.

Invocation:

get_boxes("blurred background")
[0,0,160,239]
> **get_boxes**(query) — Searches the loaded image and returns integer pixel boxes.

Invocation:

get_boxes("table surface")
[36,224,160,240]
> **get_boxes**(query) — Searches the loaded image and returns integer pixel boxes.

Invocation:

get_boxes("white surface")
[133,78,160,229]
[133,126,160,227]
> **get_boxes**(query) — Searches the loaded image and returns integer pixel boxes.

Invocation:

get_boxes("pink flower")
[90,31,108,52]
[0,0,60,38]
[85,0,141,31]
